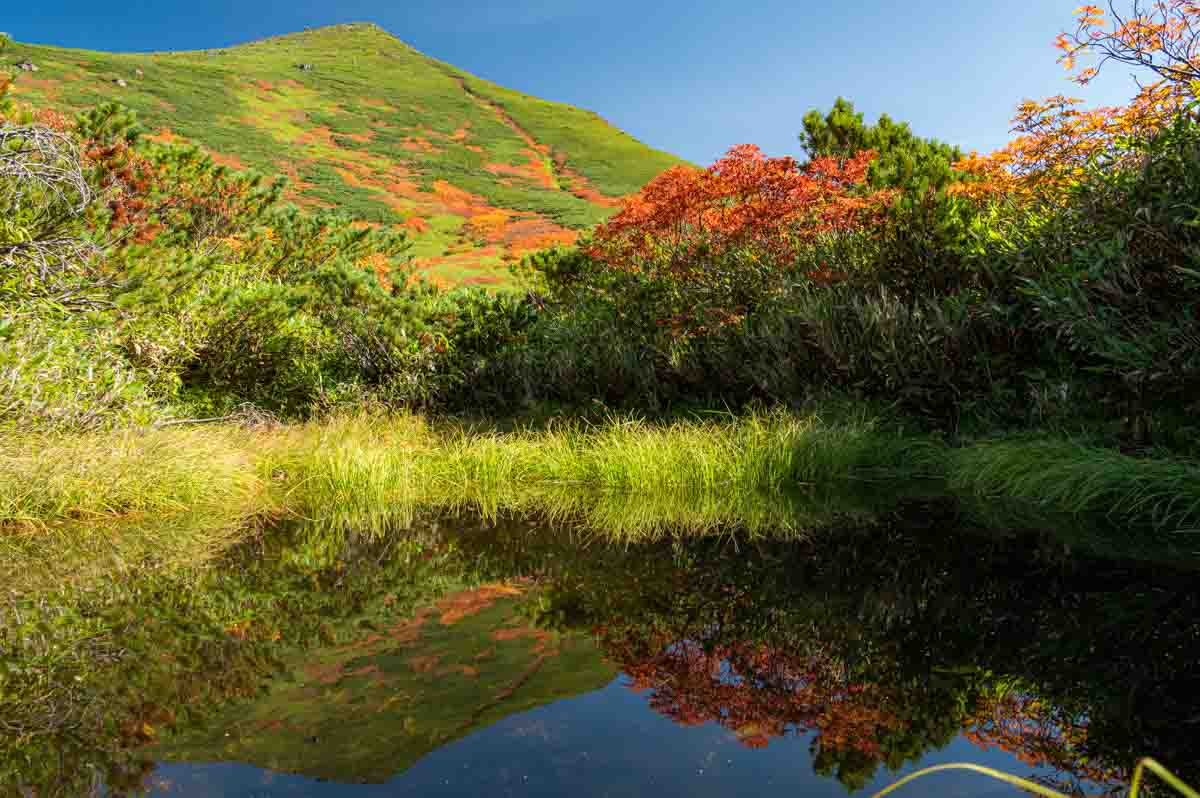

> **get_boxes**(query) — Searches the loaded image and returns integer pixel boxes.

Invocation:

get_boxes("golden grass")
[5,409,1199,594]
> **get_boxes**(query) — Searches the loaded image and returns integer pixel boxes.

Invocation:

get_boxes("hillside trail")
[442,70,624,209]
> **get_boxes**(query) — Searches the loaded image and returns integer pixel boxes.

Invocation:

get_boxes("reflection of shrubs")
[1,527,458,795]
[521,527,1200,794]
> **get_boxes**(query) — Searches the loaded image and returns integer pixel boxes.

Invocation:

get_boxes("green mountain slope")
[5,23,681,285]
[151,586,617,783]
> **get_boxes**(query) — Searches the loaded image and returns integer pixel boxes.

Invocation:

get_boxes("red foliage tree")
[592,144,887,276]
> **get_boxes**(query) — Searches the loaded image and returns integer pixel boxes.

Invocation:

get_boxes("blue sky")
[8,1,1140,165]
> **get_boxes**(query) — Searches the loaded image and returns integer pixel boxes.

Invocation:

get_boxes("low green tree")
[800,97,964,191]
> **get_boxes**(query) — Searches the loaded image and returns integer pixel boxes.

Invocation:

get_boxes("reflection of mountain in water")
[127,508,1200,795]
[153,583,616,783]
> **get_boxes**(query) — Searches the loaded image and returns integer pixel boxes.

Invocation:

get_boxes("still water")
[16,509,1200,797]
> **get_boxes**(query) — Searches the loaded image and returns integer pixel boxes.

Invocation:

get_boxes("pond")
[6,505,1200,797]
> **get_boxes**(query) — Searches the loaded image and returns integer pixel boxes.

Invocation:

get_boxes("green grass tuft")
[950,439,1200,534]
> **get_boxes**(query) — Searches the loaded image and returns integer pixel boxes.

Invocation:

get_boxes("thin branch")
[0,126,91,212]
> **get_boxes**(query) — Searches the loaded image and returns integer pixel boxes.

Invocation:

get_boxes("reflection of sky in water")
[145,675,1076,798]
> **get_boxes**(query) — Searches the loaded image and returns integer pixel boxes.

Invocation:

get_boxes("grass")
[0,426,265,527]
[4,410,1200,594]
[949,439,1200,534]
[4,23,683,285]
[0,426,269,590]
[264,411,941,539]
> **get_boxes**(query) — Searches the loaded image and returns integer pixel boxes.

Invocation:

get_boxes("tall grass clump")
[949,439,1200,533]
[261,410,946,539]
[479,411,942,494]
[0,427,264,528]
[258,412,439,535]
[9,410,1200,596]
[0,426,269,591]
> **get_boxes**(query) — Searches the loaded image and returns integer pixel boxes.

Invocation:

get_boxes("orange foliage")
[964,691,1128,793]
[508,229,577,255]
[431,179,490,216]
[1056,0,1200,88]
[356,251,393,291]
[400,135,438,153]
[483,148,557,190]
[465,210,512,242]
[145,127,181,144]
[83,134,265,251]
[955,1,1197,198]
[600,625,1131,793]
[401,216,430,234]
[32,107,72,131]
[208,150,248,171]
[593,144,887,271]
[953,84,1186,197]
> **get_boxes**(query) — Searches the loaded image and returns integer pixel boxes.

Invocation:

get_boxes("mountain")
[5,23,682,286]
[151,586,617,783]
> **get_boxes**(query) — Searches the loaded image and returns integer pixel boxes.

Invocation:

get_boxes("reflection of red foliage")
[601,625,1131,795]
[592,144,891,273]
[601,629,902,757]
[965,692,1127,794]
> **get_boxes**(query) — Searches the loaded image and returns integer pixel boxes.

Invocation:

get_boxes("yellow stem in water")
[871,758,1199,798]
[869,763,1069,798]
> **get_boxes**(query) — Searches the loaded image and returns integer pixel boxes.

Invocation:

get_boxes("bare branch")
[0,125,91,212]
[0,122,103,294]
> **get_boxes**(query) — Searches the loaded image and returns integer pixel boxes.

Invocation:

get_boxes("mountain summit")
[6,23,681,285]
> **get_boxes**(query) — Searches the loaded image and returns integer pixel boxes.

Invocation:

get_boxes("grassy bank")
[4,410,1199,594]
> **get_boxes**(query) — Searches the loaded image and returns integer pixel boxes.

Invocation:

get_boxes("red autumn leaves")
[591,144,889,277]
[594,1,1200,276]
[84,136,268,251]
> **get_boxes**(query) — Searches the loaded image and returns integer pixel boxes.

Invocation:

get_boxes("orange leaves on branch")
[953,84,1185,196]
[84,138,159,239]
[964,692,1128,791]
[956,2,1198,200]
[592,144,887,273]
[82,135,265,250]
[603,630,903,758]
[31,107,72,131]
[1056,0,1200,88]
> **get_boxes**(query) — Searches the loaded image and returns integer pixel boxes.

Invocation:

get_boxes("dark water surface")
[18,509,1200,797]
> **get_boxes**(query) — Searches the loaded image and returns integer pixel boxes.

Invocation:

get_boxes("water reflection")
[154,582,616,784]
[4,508,1200,797]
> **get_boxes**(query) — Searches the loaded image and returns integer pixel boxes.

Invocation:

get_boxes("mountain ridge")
[5,23,682,285]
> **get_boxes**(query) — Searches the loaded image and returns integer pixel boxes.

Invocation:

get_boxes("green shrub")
[1012,115,1200,423]
[0,304,160,430]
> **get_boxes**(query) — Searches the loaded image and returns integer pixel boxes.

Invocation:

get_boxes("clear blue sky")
[7,0,1139,165]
